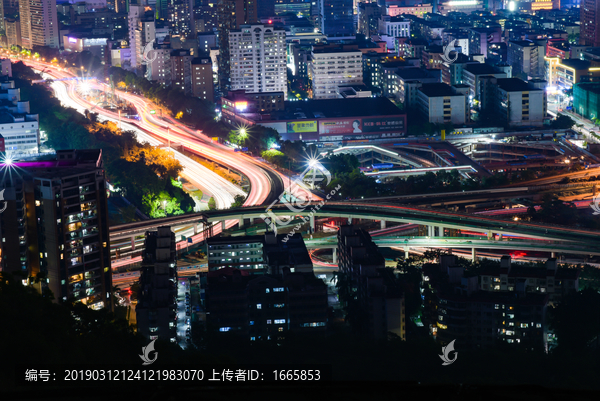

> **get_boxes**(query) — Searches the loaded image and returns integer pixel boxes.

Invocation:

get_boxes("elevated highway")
[202,202,600,243]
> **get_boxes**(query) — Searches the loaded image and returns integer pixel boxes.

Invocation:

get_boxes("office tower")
[229,24,287,98]
[168,0,195,37]
[18,0,32,49]
[29,0,59,48]
[217,0,258,94]
[0,150,112,310]
[581,0,600,47]
[136,227,178,342]
[320,0,353,37]
[191,56,214,101]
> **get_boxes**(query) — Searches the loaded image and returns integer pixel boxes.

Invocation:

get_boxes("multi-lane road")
[27,60,319,210]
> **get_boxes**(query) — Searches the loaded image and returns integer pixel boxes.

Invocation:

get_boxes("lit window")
[256,304,261,309]
[267,320,272,324]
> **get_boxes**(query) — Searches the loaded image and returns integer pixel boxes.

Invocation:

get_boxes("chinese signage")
[319,117,405,135]
[287,121,317,133]
[362,117,405,132]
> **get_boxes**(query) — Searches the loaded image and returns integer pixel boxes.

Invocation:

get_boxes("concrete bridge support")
[438,226,444,238]
[310,215,315,232]
[472,248,478,261]
[249,217,254,225]
[239,217,244,228]
[380,220,386,229]
[333,248,337,264]
[131,236,136,251]
[221,220,226,231]
[404,246,410,260]
[487,231,493,240]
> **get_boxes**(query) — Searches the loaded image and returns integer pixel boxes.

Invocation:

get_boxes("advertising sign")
[287,121,317,133]
[362,117,405,132]
[319,119,364,135]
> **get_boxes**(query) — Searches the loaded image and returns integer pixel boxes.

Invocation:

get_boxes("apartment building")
[338,225,406,341]
[229,24,287,98]
[191,57,214,101]
[0,150,112,310]
[136,227,178,342]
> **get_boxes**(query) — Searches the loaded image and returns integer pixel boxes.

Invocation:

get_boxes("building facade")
[309,45,363,99]
[136,227,178,342]
[191,57,214,101]
[30,0,60,48]
[229,24,287,98]
[0,150,112,310]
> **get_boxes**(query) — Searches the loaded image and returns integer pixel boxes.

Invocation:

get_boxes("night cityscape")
[2,0,600,398]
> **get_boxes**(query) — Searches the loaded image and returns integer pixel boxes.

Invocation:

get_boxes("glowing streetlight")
[239,128,247,137]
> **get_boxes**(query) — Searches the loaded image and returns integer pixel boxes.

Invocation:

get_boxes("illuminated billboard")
[319,117,405,135]
[362,117,405,132]
[287,121,317,133]
[319,119,363,135]
[235,101,248,111]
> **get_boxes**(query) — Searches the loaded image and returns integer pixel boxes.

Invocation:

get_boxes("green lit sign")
[150,110,156,114]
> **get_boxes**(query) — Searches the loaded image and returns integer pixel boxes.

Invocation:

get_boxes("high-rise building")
[0,150,112,310]
[228,24,287,98]
[217,0,258,93]
[171,49,194,94]
[337,225,405,340]
[320,0,353,37]
[5,18,21,49]
[581,0,600,47]
[191,56,215,101]
[128,4,145,69]
[168,0,195,37]
[136,226,178,342]
[18,0,32,49]
[30,0,59,48]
